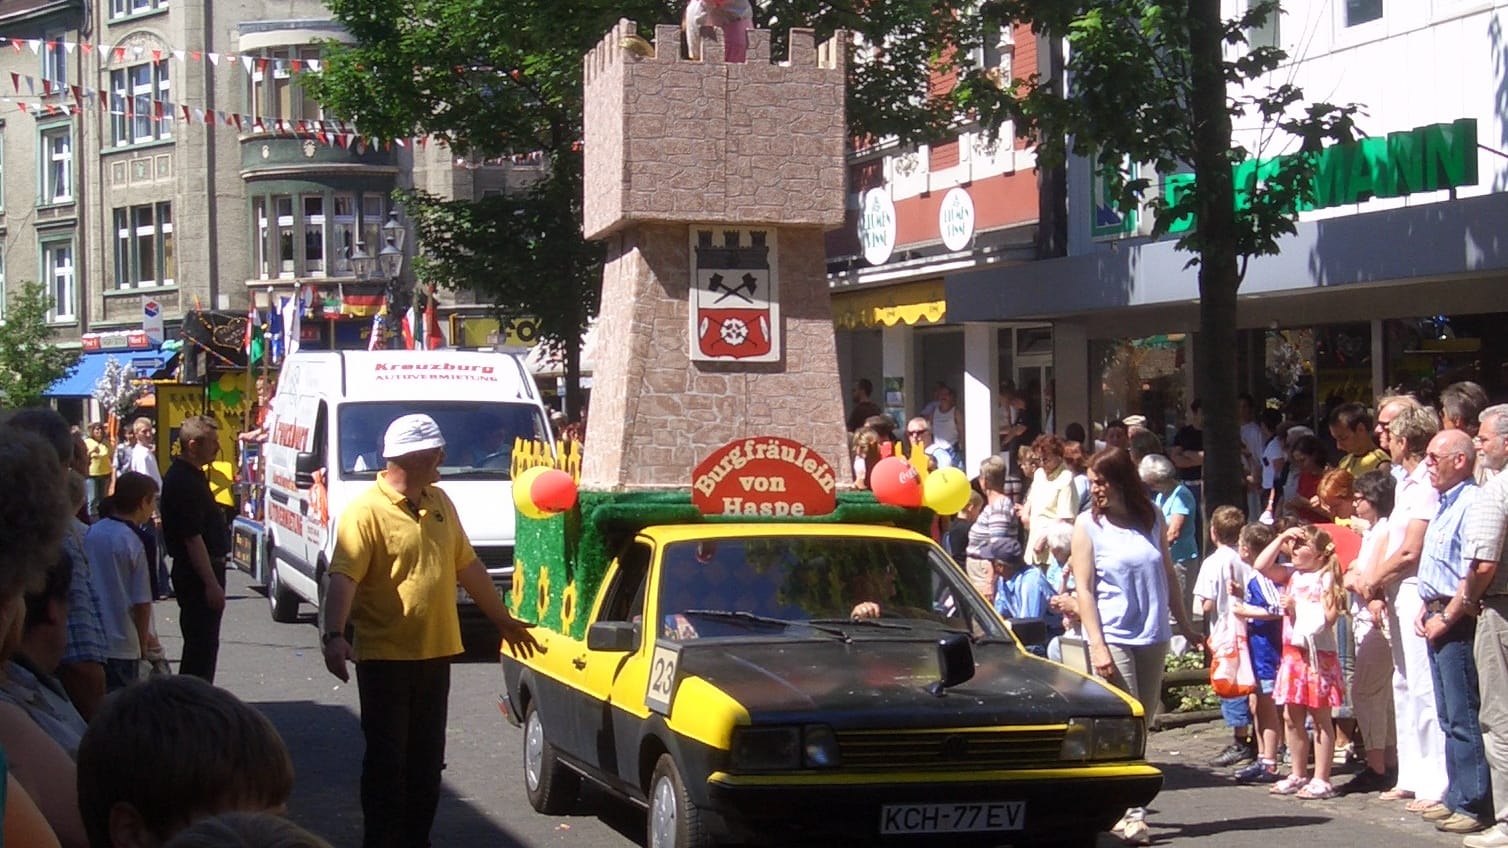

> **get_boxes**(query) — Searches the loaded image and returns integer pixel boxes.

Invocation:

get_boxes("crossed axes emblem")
[706,272,759,303]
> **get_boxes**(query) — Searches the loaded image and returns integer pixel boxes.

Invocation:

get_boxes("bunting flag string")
[0,35,323,75]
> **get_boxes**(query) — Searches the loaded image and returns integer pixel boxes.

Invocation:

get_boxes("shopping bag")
[1208,613,1256,698]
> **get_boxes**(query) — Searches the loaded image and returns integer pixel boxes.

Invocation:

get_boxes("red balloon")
[530,468,579,512]
[870,456,922,508]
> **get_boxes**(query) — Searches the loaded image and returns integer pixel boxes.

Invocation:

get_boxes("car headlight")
[1060,717,1144,762]
[729,725,842,771]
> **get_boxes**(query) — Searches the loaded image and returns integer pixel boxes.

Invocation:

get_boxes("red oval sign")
[691,437,838,517]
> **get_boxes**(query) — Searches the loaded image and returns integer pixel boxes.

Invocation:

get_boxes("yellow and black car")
[500,515,1162,848]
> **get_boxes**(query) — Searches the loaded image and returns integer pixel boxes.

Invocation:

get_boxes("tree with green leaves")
[990,0,1359,513]
[306,1,1018,420]
[0,282,80,409]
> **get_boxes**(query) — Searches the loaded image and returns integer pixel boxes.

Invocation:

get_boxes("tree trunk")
[1188,0,1246,514]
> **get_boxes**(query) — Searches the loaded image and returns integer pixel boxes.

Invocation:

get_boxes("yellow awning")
[831,279,947,329]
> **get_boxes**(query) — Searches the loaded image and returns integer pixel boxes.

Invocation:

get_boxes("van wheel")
[523,703,578,814]
[648,754,710,848]
[267,561,299,623]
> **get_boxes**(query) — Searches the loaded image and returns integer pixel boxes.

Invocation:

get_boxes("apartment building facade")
[0,0,529,414]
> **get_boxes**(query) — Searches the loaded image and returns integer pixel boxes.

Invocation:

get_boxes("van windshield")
[338,401,549,480]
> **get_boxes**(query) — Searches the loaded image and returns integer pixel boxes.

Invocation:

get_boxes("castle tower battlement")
[582,19,848,240]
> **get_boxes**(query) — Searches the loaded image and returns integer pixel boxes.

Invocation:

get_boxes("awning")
[831,279,947,330]
[525,322,598,379]
[44,351,113,398]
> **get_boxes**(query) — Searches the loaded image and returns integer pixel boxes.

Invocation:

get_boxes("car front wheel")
[523,702,578,814]
[648,753,711,848]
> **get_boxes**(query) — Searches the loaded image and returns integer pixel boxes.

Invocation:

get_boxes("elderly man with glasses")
[1414,429,1491,835]
[904,417,955,471]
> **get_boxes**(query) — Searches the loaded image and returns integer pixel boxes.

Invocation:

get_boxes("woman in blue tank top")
[1069,447,1199,845]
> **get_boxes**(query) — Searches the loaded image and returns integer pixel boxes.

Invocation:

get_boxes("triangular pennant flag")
[131,45,144,58]
[24,76,34,95]
[63,41,75,54]
[395,137,407,148]
[180,104,190,122]
[46,103,61,116]
[25,40,41,55]
[206,52,219,66]
[114,47,126,61]
[70,85,81,109]
[11,40,23,53]
[8,73,17,94]
[194,107,206,123]
[151,49,162,61]
[99,90,108,109]
[190,50,201,61]
[290,59,303,71]
[173,50,185,62]
[253,117,264,132]
[80,41,93,53]
[231,114,242,130]
[307,58,321,72]
[241,55,253,74]
[152,101,163,120]
[257,57,271,71]
[40,79,51,96]
[15,101,24,112]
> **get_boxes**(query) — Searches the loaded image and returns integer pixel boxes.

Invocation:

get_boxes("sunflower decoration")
[560,580,578,637]
[535,567,552,624]
[510,560,527,613]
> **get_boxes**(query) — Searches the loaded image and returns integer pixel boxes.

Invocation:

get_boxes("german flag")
[340,284,386,318]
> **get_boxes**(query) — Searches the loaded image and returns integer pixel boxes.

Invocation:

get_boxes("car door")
[559,538,653,791]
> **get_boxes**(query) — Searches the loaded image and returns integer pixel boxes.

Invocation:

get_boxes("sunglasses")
[906,430,928,437]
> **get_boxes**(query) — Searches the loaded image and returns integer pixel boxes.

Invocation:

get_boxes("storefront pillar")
[881,323,916,425]
[962,323,999,475]
[1054,320,1090,443]
[1371,319,1386,400]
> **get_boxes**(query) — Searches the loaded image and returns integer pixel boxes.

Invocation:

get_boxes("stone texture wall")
[583,20,847,240]
[579,21,851,490]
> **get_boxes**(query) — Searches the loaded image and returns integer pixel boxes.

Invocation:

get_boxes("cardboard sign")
[691,437,837,517]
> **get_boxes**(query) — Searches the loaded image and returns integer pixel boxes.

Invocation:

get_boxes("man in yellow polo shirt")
[321,413,537,848]
[1329,401,1391,477]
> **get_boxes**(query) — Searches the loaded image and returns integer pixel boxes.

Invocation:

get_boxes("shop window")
[113,203,174,289]
[43,238,76,322]
[1384,315,1501,401]
[1090,336,1188,437]
[39,125,72,204]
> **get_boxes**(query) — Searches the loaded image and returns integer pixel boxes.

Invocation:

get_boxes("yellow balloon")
[922,466,971,515]
[513,465,551,520]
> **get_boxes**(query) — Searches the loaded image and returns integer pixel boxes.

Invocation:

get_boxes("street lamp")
[349,241,376,281]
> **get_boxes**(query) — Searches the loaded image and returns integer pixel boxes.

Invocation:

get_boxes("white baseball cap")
[382,414,446,459]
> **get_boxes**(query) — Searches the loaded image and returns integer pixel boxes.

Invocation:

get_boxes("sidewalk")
[1148,717,1479,846]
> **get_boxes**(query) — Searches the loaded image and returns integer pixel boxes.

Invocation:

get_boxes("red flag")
[80,41,93,53]
[151,49,161,61]
[424,290,446,349]
[114,47,126,61]
[401,305,417,350]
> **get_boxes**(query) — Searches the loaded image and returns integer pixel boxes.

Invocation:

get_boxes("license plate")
[879,802,1024,835]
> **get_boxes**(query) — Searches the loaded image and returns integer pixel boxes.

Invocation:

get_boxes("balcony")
[239,131,397,182]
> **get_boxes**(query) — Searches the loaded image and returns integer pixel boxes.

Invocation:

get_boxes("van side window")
[312,403,328,466]
[598,541,651,625]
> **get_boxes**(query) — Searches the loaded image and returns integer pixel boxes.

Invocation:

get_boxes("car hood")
[675,637,1136,727]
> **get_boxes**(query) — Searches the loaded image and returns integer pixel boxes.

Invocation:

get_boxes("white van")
[246,349,552,628]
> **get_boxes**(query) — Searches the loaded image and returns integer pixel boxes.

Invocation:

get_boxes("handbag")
[1208,609,1256,698]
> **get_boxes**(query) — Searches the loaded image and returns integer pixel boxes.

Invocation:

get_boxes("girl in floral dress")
[1256,524,1347,799]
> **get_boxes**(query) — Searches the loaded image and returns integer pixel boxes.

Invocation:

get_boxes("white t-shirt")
[1193,544,1249,622]
[1388,461,1439,575]
[84,518,152,660]
[1240,421,1265,480]
[128,442,161,486]
[1260,438,1284,490]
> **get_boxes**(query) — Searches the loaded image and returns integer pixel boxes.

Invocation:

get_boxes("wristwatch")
[322,631,345,646]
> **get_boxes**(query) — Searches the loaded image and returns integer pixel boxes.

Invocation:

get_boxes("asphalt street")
[151,570,1482,848]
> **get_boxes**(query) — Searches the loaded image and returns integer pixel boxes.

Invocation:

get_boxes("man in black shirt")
[1170,399,1205,516]
[846,378,883,433]
[160,415,231,682]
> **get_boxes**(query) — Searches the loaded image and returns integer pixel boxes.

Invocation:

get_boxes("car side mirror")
[928,632,975,696]
[587,621,639,653]
[294,451,320,488]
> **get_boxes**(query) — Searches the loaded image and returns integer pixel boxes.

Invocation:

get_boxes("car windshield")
[656,536,1005,641]
[337,401,548,480]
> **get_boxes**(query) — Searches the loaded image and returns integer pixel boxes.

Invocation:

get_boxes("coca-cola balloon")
[870,456,923,508]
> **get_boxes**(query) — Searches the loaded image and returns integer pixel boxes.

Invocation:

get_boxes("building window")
[110,0,169,20]
[40,126,72,204]
[113,203,174,289]
[248,46,323,122]
[110,61,171,146]
[1345,0,1382,26]
[42,33,66,87]
[252,191,387,280]
[1246,0,1280,49]
[43,239,76,322]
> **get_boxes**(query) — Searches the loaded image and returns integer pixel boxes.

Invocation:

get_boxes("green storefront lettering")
[1163,119,1477,233]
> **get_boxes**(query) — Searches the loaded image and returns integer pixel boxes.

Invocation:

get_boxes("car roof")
[637,522,936,545]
